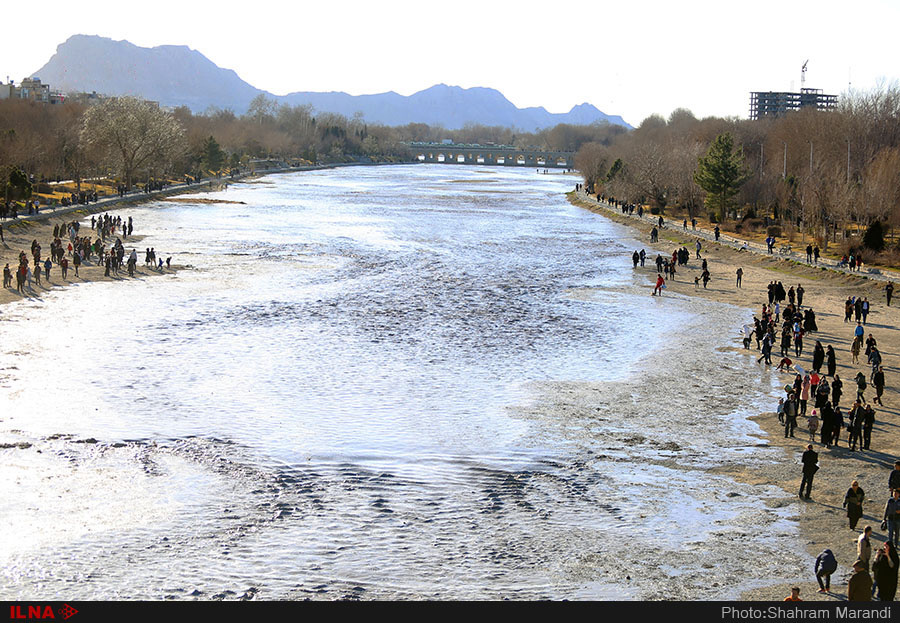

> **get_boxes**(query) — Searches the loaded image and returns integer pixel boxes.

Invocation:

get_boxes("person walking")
[812,341,825,374]
[652,273,665,296]
[758,332,773,365]
[736,267,743,288]
[800,444,819,499]
[832,406,845,447]
[832,374,843,408]
[873,542,899,601]
[820,401,834,447]
[845,481,866,530]
[815,549,837,593]
[784,393,798,438]
[873,367,885,406]
[807,411,820,443]
[849,401,864,451]
[826,345,837,378]
[855,373,867,404]
[886,282,894,307]
[799,375,811,416]
[883,489,900,547]
[890,461,900,494]
[862,404,876,450]
[858,526,874,569]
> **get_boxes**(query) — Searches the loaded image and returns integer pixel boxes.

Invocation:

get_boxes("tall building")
[749,88,838,120]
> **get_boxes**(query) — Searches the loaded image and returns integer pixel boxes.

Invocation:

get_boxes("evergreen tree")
[1,166,32,201]
[202,136,226,172]
[863,220,885,252]
[694,133,749,222]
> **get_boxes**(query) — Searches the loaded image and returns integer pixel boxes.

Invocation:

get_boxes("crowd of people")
[756,276,898,601]
[2,212,173,296]
[751,270,899,600]
[620,196,899,602]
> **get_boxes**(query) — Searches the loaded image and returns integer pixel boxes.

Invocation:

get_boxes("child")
[808,409,819,443]
[784,586,802,601]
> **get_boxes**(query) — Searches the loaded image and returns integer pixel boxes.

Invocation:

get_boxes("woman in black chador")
[812,341,825,373]
[804,308,818,333]
[826,345,837,378]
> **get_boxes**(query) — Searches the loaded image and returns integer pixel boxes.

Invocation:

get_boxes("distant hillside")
[33,35,632,130]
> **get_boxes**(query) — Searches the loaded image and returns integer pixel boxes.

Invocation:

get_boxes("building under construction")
[749,88,838,120]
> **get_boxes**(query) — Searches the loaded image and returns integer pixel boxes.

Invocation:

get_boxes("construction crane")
[801,60,808,90]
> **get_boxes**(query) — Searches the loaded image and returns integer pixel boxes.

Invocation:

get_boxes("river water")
[0,165,797,600]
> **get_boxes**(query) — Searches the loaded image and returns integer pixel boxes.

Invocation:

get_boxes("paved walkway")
[575,189,900,285]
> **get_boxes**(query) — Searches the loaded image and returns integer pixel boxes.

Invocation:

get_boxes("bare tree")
[80,97,186,189]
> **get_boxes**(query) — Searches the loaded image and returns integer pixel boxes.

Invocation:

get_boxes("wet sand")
[570,191,900,601]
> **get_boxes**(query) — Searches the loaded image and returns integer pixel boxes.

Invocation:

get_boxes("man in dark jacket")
[883,489,900,547]
[890,462,900,493]
[862,405,876,450]
[784,394,798,438]
[800,444,819,499]
[815,549,837,593]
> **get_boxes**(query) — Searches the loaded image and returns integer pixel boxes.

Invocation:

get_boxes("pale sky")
[3,0,898,126]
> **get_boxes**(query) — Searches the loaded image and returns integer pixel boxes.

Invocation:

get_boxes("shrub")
[766,226,782,237]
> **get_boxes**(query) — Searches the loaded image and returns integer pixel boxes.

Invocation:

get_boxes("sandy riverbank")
[0,206,182,308]
[570,191,900,601]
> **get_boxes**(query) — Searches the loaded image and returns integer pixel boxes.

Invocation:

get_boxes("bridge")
[405,142,574,169]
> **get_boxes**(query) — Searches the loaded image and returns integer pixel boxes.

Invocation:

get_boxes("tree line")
[0,92,626,202]
[575,83,900,254]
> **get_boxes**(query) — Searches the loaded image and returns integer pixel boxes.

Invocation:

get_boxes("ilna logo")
[9,605,78,620]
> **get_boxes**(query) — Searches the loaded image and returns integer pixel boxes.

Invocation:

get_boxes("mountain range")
[32,35,631,130]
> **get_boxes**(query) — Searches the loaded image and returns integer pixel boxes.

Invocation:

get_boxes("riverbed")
[0,165,795,600]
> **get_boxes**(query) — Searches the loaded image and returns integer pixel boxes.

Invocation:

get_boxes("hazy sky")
[3,0,898,126]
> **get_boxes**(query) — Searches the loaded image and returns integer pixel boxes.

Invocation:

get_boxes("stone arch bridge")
[405,143,574,168]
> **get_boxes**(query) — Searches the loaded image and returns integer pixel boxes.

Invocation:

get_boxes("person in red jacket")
[652,273,665,296]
